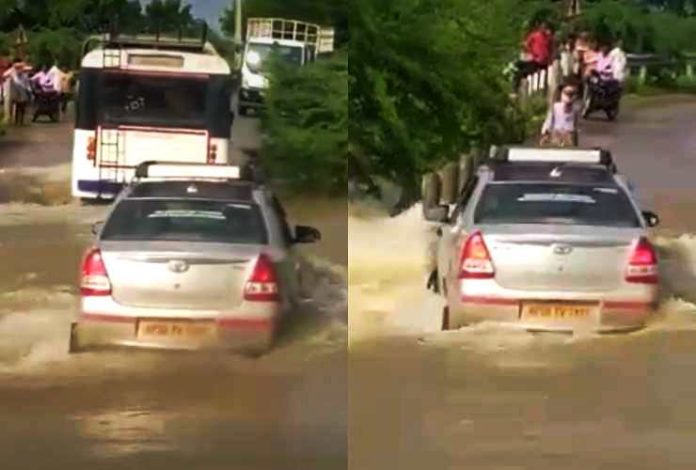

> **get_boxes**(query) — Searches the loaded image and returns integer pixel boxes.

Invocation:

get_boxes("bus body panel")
[72,55,234,200]
[72,128,231,199]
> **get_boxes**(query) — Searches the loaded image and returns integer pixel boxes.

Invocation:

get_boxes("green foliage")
[350,0,529,190]
[570,0,696,54]
[261,52,348,195]
[0,0,204,65]
[27,28,82,68]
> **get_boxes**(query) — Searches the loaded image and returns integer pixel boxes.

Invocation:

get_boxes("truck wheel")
[422,172,441,211]
[439,162,459,205]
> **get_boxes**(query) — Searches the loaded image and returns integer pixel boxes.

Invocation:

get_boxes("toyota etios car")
[70,162,321,354]
[423,147,660,333]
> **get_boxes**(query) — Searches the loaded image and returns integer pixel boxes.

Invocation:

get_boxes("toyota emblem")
[553,245,573,255]
[168,260,189,273]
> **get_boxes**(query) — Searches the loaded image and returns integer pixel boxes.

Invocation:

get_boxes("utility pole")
[234,0,243,70]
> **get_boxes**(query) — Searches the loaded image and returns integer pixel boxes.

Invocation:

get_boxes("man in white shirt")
[608,38,627,84]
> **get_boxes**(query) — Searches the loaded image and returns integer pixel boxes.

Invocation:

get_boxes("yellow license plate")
[137,320,217,341]
[522,303,592,319]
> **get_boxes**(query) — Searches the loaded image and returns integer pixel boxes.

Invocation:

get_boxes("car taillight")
[86,136,97,162]
[458,231,495,279]
[244,254,280,302]
[626,237,658,284]
[207,144,217,164]
[80,247,112,296]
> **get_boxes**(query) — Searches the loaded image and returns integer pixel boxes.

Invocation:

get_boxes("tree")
[145,0,197,33]
[350,0,528,197]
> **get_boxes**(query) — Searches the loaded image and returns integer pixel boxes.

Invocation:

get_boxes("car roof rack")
[488,145,616,171]
[134,161,266,184]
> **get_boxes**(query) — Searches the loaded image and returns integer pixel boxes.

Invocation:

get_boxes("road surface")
[0,114,347,470]
[349,95,696,470]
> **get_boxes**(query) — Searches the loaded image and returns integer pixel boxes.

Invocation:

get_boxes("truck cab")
[238,18,333,116]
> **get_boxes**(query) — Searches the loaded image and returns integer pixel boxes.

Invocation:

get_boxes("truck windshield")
[246,43,303,69]
[98,73,208,129]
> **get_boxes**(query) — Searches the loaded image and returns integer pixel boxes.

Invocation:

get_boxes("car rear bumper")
[71,298,280,353]
[449,280,658,332]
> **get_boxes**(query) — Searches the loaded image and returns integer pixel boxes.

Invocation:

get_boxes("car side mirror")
[91,221,104,235]
[424,205,449,223]
[642,211,660,228]
[294,225,321,244]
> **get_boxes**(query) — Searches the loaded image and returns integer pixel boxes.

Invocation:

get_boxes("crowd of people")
[513,20,629,147]
[1,58,74,126]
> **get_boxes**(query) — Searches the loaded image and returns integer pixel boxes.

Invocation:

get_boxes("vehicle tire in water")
[439,162,459,205]
[422,172,441,211]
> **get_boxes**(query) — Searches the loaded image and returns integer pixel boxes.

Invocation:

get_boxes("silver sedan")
[425,147,660,333]
[70,163,321,354]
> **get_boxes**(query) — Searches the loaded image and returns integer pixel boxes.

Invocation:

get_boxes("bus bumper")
[73,180,124,200]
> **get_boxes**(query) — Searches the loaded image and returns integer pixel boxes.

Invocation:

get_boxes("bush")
[261,51,348,195]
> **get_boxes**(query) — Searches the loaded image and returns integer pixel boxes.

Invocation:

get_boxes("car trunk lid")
[100,241,266,310]
[477,224,644,292]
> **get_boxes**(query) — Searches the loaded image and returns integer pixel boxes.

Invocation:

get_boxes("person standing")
[514,20,554,91]
[559,35,577,79]
[539,83,581,147]
[608,38,627,84]
[5,60,32,125]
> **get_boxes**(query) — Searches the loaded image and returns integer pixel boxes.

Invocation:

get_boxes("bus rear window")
[99,74,208,129]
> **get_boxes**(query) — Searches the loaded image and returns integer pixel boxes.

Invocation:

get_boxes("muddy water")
[0,117,347,469]
[349,97,696,469]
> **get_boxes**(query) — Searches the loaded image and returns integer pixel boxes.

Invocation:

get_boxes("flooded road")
[349,96,696,469]
[0,116,347,469]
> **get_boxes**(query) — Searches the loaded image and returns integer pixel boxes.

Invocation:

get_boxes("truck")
[238,18,335,116]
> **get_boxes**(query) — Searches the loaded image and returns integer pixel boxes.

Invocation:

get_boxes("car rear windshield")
[474,183,641,227]
[101,199,268,244]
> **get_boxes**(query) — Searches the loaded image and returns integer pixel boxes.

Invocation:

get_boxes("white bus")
[72,25,235,200]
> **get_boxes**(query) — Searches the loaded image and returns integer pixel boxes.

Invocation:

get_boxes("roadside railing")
[521,52,696,98]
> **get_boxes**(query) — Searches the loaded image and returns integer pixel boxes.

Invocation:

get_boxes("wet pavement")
[0,114,347,469]
[349,96,696,469]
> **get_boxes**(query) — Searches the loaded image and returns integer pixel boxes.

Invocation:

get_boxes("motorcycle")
[582,71,622,121]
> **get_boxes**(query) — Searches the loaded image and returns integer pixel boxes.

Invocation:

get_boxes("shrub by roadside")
[261,51,348,196]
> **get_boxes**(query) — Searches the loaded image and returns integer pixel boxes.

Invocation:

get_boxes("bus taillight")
[86,136,97,161]
[208,144,217,164]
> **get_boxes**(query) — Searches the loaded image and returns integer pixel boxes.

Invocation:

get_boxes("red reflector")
[626,237,658,284]
[207,144,218,164]
[80,247,112,296]
[244,254,280,302]
[87,136,97,161]
[458,231,495,279]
